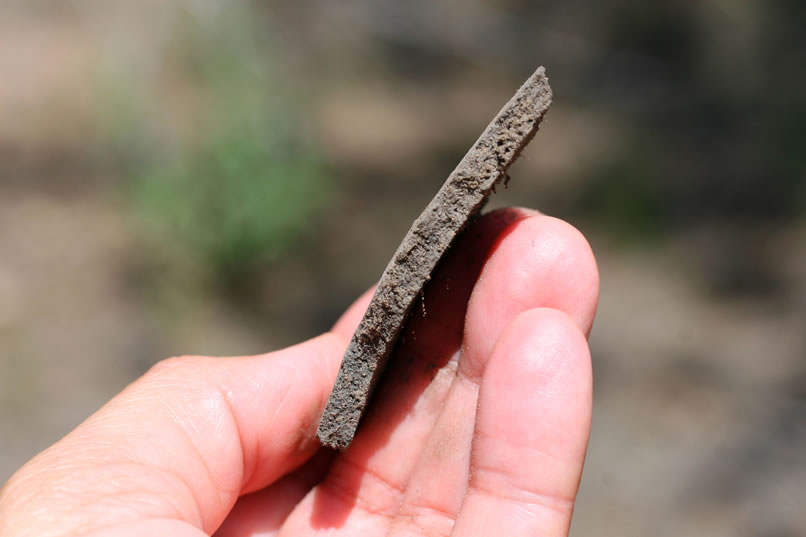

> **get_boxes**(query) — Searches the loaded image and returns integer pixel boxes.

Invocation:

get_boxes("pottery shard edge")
[316,67,553,450]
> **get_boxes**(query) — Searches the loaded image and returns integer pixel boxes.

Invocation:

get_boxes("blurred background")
[1,0,804,534]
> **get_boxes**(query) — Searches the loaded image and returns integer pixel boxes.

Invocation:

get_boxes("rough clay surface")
[317,67,553,450]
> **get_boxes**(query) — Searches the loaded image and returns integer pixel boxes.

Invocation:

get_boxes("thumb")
[0,331,348,536]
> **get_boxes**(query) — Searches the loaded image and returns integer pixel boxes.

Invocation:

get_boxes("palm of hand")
[0,209,598,537]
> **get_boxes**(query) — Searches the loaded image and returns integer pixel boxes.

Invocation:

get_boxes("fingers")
[384,374,477,537]
[452,308,592,537]
[278,208,528,536]
[278,209,599,537]
[384,215,599,537]
[462,214,599,379]
[0,332,349,536]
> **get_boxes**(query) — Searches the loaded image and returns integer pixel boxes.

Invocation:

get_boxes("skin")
[0,207,599,537]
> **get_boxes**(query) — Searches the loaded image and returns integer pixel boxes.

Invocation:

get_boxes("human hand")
[0,208,599,537]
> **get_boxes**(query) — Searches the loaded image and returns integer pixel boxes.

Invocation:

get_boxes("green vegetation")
[134,131,327,280]
[101,5,329,286]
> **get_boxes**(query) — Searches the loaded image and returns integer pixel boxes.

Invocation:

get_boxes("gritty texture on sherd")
[317,67,553,450]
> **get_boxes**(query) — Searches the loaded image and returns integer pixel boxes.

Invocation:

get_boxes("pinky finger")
[453,308,593,537]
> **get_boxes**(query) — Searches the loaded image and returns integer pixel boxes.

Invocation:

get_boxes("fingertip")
[458,307,592,537]
[538,216,601,336]
[507,215,599,334]
[491,307,592,405]
[479,306,592,468]
[463,213,599,373]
